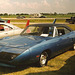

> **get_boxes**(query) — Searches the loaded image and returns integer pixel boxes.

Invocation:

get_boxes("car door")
[53,26,73,54]
[58,34,73,53]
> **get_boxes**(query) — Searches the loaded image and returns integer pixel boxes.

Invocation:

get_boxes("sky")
[0,0,75,14]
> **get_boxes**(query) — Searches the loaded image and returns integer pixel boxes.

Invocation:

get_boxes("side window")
[55,26,71,36]
[0,24,12,31]
[40,27,49,37]
[64,28,70,34]
[42,27,49,34]
[57,27,65,36]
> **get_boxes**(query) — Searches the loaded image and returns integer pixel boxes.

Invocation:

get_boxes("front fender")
[29,41,52,58]
[10,49,31,65]
[29,38,60,59]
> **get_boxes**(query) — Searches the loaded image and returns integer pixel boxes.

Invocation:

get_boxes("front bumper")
[0,62,16,67]
[0,52,20,67]
[0,52,19,61]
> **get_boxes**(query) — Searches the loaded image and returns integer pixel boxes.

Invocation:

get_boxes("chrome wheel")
[40,51,48,67]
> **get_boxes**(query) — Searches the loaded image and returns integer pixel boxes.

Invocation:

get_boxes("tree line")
[0,13,29,16]
[0,12,75,16]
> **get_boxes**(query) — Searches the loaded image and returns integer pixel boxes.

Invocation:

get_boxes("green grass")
[1,14,75,18]
[4,18,66,23]
[1,15,30,18]
[4,18,54,23]
[44,14,75,18]
[67,24,75,30]
[14,24,26,28]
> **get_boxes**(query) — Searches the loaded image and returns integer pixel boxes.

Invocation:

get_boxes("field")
[0,18,75,75]
[1,14,75,18]
[3,18,75,30]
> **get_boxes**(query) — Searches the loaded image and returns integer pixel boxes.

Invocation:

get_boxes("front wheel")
[39,51,48,67]
[71,44,75,50]
[73,44,75,50]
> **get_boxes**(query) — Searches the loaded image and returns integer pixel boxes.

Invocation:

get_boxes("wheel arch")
[41,49,52,59]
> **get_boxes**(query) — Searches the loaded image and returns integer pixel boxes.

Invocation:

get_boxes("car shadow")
[0,65,26,74]
[0,62,40,74]
[26,55,75,75]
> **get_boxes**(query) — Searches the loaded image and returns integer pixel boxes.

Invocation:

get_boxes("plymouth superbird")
[0,23,75,67]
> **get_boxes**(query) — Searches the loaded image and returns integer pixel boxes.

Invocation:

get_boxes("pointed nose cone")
[7,20,10,23]
[25,20,30,28]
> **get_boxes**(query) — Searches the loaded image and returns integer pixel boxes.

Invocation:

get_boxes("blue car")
[0,23,75,67]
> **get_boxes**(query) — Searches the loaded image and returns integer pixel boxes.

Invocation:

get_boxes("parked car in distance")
[39,16,46,18]
[66,17,75,24]
[16,16,25,19]
[0,23,75,67]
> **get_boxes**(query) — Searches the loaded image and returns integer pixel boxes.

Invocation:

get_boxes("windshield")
[21,26,54,37]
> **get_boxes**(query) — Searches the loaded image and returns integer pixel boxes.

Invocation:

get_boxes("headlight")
[11,55,17,60]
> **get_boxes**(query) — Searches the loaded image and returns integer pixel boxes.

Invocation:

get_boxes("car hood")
[0,35,53,54]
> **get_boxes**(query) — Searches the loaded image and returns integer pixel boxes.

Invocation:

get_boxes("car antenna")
[53,19,56,24]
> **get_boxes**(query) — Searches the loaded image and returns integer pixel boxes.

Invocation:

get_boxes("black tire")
[39,51,48,67]
[71,44,75,50]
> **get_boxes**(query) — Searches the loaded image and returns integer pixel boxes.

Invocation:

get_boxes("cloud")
[51,0,74,13]
[42,0,50,6]
[0,0,74,14]
[0,0,11,9]
[26,2,39,9]
[12,0,51,13]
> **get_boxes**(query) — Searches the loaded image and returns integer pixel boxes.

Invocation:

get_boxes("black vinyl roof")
[28,23,73,31]
[30,23,65,26]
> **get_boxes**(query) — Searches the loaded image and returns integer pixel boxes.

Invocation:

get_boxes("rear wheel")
[39,51,48,67]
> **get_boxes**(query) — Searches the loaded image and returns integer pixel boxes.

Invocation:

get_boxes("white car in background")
[0,22,23,39]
